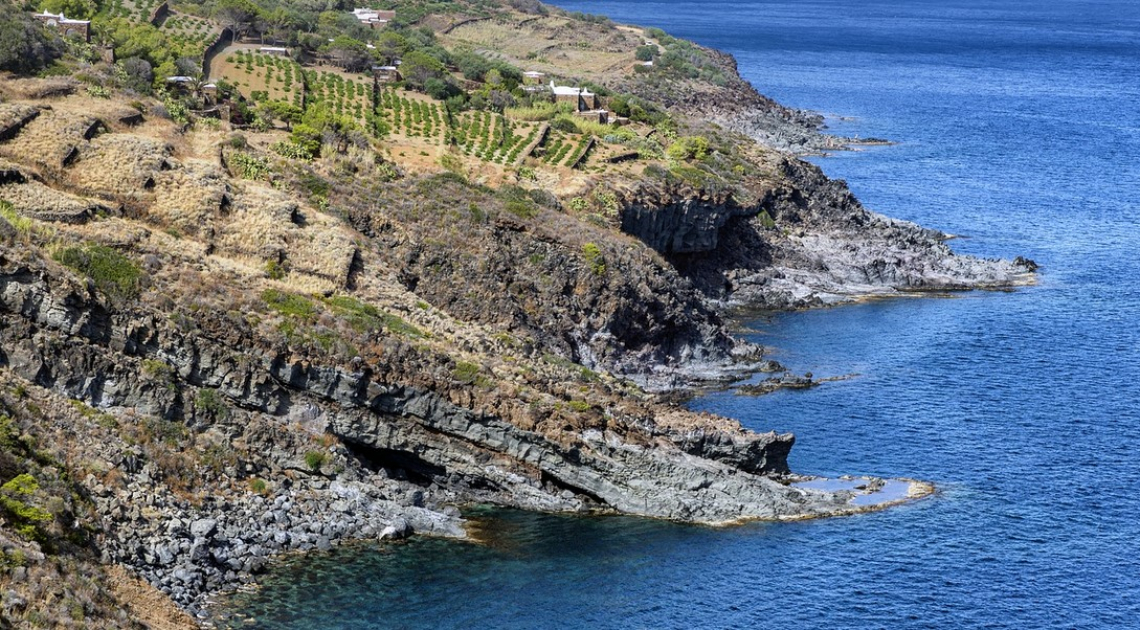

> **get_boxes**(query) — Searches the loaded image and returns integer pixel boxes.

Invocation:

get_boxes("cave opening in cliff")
[343,441,447,486]
[539,470,606,507]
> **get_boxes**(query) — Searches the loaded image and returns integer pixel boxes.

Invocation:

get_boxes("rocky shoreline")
[0,248,934,620]
[0,4,1040,626]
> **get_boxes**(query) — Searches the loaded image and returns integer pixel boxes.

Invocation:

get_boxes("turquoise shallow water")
[220,0,1140,627]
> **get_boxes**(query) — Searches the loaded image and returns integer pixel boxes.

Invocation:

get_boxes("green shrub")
[194,388,229,419]
[262,289,317,319]
[271,140,314,160]
[382,313,424,338]
[248,478,269,495]
[582,242,606,275]
[303,450,327,472]
[550,115,580,134]
[666,135,711,162]
[230,152,271,180]
[142,358,174,380]
[325,295,382,332]
[0,474,52,542]
[452,361,481,384]
[265,259,289,280]
[0,201,43,239]
[53,244,142,301]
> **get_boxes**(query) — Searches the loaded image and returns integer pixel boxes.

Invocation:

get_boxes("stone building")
[550,81,597,111]
[32,11,90,43]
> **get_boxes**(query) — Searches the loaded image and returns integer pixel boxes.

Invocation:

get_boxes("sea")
[219,0,1140,627]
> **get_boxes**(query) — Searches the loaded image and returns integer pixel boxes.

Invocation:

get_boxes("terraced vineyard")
[377,89,446,143]
[538,130,594,168]
[161,12,221,59]
[303,70,376,130]
[220,51,306,107]
[103,0,164,22]
[447,110,538,164]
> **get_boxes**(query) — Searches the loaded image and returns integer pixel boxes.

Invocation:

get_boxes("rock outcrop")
[617,159,1035,310]
[0,248,894,613]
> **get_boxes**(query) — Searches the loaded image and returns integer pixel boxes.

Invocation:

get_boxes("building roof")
[352,8,390,23]
[523,71,545,77]
[549,80,593,97]
[33,11,90,25]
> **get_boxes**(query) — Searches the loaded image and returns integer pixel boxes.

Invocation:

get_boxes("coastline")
[0,1,1040,625]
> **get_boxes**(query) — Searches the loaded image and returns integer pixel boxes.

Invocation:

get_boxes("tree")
[214,0,259,41]
[400,50,446,91]
[454,50,490,81]
[425,77,461,101]
[374,30,408,64]
[289,124,322,159]
[264,100,303,128]
[0,13,62,75]
[635,45,658,62]
[325,35,372,73]
[488,89,516,113]
[116,57,154,94]
[101,18,172,67]
[264,8,301,45]
[175,56,202,78]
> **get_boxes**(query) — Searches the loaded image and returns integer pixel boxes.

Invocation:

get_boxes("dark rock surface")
[620,158,1035,311]
[0,252,883,614]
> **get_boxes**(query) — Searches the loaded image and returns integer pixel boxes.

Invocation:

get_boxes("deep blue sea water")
[220,1,1140,627]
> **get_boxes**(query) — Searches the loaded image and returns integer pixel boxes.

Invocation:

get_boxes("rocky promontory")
[0,0,1032,625]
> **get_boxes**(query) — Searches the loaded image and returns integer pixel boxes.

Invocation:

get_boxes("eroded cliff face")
[0,246,869,612]
[616,159,1036,309]
[0,20,1030,620]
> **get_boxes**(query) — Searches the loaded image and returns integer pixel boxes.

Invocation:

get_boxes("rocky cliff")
[0,234,893,616]
[615,158,1036,310]
[0,3,1032,623]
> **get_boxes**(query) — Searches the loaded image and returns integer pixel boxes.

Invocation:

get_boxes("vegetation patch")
[582,242,606,275]
[194,388,229,420]
[452,361,481,385]
[52,244,143,301]
[262,289,318,319]
[303,450,327,473]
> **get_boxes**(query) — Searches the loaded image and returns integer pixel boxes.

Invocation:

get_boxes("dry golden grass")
[69,134,172,197]
[148,158,228,236]
[285,211,358,285]
[105,565,199,630]
[0,179,103,223]
[443,15,643,80]
[0,109,101,170]
[0,103,40,136]
[215,185,358,291]
[0,75,79,100]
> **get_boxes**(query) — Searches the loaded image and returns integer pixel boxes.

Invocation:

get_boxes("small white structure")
[550,80,597,111]
[259,46,289,56]
[372,65,402,82]
[352,7,395,27]
[32,11,90,42]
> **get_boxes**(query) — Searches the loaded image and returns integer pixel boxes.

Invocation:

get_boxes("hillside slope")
[0,0,1030,624]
